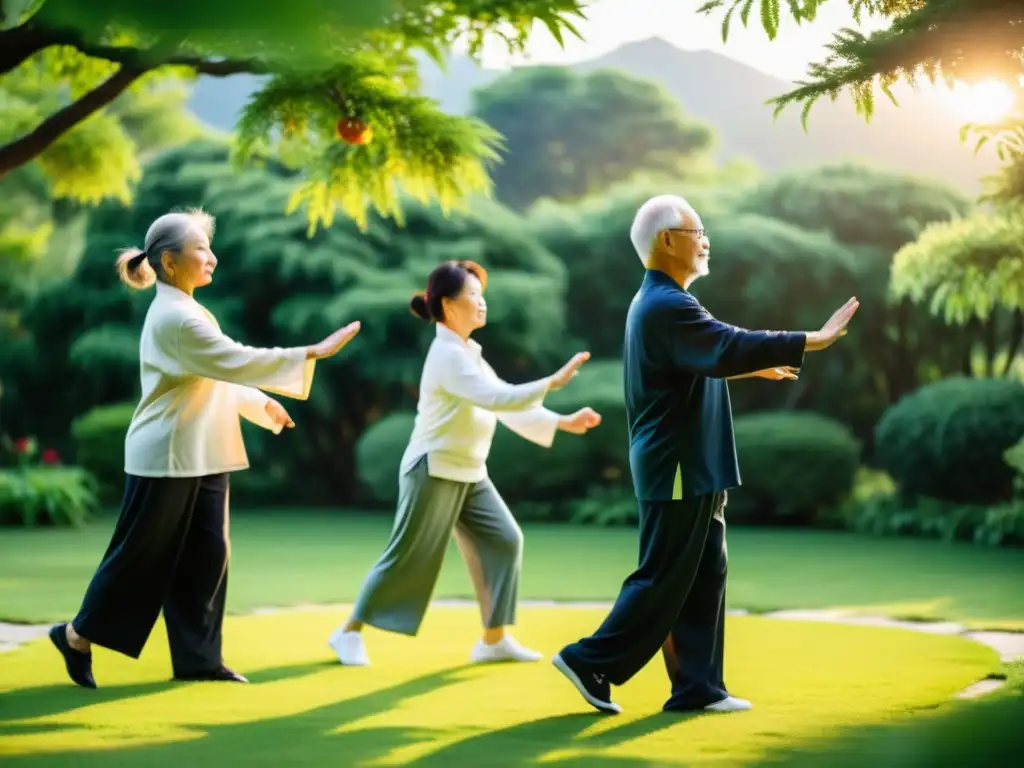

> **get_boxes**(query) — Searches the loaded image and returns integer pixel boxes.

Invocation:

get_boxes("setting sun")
[948,78,1018,123]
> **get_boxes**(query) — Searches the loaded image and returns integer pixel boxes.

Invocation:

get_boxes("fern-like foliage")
[0,0,588,232]
[890,207,1024,324]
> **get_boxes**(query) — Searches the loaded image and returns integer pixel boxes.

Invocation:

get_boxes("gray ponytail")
[114,208,216,291]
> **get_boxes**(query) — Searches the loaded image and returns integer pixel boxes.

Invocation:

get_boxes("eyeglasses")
[665,227,708,238]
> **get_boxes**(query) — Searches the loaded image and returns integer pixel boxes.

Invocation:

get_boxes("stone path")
[3,602,1020,698]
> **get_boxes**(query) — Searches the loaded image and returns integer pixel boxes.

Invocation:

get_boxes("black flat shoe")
[174,665,249,683]
[49,624,96,689]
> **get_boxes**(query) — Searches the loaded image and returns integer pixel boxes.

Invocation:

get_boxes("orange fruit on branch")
[336,117,373,145]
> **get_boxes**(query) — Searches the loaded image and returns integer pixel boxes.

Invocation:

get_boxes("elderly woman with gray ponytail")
[49,208,361,690]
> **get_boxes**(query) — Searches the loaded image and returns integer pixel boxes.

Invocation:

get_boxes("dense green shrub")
[726,412,861,525]
[70,401,135,500]
[355,411,416,507]
[0,467,99,527]
[874,377,1024,505]
[567,484,638,527]
[490,360,629,503]
[839,493,1024,548]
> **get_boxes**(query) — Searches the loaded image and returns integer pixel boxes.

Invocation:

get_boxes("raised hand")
[806,298,859,351]
[549,351,591,391]
[306,321,361,360]
[558,407,602,434]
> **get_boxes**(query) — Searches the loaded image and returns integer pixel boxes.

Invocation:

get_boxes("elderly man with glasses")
[552,194,859,715]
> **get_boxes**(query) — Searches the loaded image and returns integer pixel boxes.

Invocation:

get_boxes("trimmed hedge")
[874,377,1024,505]
[727,412,861,525]
[355,411,416,507]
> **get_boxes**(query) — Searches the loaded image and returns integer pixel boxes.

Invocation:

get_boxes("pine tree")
[0,0,587,231]
[698,0,1024,199]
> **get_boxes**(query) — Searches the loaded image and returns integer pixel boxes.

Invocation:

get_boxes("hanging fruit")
[336,117,373,145]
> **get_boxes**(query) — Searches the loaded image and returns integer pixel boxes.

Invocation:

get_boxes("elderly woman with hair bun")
[49,208,361,689]
[328,259,601,667]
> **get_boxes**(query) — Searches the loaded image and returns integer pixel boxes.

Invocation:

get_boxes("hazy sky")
[478,0,887,82]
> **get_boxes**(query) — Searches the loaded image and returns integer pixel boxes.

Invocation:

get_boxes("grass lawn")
[0,606,1003,766]
[764,661,1024,767]
[1,510,1022,628]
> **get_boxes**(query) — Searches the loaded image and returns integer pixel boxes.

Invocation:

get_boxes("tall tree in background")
[471,67,715,210]
[0,0,588,232]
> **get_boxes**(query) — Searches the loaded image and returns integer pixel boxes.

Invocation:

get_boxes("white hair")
[115,208,215,290]
[629,195,695,267]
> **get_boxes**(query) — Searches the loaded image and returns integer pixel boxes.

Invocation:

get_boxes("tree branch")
[172,55,264,76]
[0,23,50,75]
[0,20,265,77]
[0,64,147,180]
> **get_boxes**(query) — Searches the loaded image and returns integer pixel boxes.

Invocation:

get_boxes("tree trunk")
[961,319,977,376]
[984,314,999,377]
[1001,309,1024,376]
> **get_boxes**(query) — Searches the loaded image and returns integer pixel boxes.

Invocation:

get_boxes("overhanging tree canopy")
[698,0,1024,191]
[0,0,588,231]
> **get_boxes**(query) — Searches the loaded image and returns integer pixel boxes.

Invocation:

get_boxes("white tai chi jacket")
[123,281,316,478]
[400,323,562,484]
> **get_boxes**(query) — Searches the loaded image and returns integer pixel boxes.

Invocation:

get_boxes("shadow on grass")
[0,660,329,725]
[761,664,1024,768]
[4,662,1023,767]
[0,665,694,768]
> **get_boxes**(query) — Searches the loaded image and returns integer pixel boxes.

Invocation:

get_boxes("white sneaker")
[704,695,753,712]
[469,635,543,663]
[327,628,371,666]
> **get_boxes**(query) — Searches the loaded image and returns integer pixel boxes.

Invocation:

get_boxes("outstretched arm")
[176,318,316,400]
[496,407,562,447]
[437,348,551,412]
[666,297,806,379]
[497,406,602,447]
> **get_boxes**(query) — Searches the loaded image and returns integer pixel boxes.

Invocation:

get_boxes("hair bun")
[409,292,431,322]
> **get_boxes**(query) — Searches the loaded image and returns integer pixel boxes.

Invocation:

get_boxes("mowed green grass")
[0,607,1001,767]
[1,511,1022,628]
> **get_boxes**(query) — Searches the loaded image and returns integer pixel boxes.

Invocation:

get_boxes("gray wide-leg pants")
[351,456,524,636]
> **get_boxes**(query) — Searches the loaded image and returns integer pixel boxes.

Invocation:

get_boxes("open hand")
[549,351,591,391]
[807,297,859,351]
[558,407,602,434]
[755,367,799,381]
[265,398,295,429]
[307,321,361,360]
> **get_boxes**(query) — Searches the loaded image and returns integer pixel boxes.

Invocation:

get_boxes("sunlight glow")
[947,79,1018,123]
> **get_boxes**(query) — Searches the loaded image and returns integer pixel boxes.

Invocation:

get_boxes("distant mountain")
[186,36,999,191]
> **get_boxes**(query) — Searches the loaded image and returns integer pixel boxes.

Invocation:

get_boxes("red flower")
[14,437,30,454]
[41,448,60,465]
